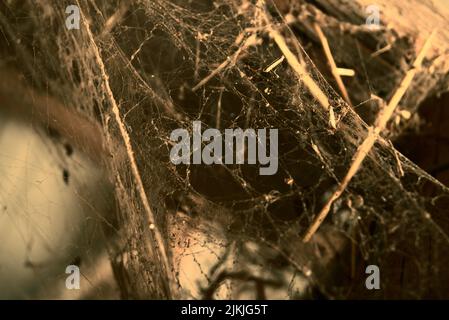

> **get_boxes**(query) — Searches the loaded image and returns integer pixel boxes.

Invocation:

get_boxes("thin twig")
[337,68,355,77]
[266,25,339,130]
[303,30,437,243]
[267,26,330,111]
[80,6,176,297]
[192,34,259,92]
[216,88,223,129]
[371,44,392,58]
[264,55,285,72]
[389,140,405,177]
[100,1,129,37]
[314,23,352,107]
[194,32,201,80]
[258,0,336,126]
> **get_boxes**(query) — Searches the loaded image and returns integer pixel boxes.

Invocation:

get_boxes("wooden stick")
[337,68,355,77]
[314,23,352,107]
[192,34,259,92]
[266,25,339,129]
[256,0,336,127]
[371,44,392,58]
[81,6,177,297]
[264,55,285,72]
[267,26,330,111]
[303,30,437,243]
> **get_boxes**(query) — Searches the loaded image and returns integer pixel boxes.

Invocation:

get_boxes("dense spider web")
[2,0,449,299]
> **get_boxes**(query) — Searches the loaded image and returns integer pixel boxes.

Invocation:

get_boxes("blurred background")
[0,111,118,299]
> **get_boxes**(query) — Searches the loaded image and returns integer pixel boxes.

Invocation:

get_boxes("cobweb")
[2,0,449,299]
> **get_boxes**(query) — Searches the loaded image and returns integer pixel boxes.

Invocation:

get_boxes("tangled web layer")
[2,0,449,299]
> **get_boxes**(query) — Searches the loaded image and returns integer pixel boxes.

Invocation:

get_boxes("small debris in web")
[64,143,74,157]
[62,169,70,185]
[264,55,285,73]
